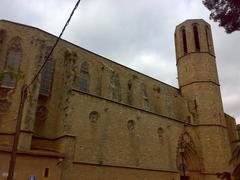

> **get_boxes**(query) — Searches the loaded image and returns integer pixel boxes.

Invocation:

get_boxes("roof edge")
[0,19,179,90]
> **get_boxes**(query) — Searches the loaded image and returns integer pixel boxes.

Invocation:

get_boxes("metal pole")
[7,85,27,180]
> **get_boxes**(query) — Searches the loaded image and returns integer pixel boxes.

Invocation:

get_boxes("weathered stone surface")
[0,19,238,180]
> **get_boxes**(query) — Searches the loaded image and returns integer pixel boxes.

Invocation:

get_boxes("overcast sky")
[1,0,239,123]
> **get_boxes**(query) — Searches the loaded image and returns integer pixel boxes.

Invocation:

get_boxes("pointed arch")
[1,37,22,88]
[176,131,201,173]
[205,25,215,55]
[79,61,89,92]
[205,26,210,52]
[193,24,200,51]
[181,27,188,54]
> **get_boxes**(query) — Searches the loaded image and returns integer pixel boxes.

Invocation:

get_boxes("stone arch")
[176,131,201,178]
[181,27,188,54]
[8,36,22,51]
[205,25,210,52]
[192,24,200,52]
[205,25,214,54]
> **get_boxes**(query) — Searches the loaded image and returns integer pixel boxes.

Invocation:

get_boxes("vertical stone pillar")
[59,135,76,180]
[18,38,46,150]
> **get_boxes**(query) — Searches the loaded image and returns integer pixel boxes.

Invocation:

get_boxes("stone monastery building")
[0,19,239,180]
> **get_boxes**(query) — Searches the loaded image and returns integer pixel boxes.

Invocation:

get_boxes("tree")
[203,0,240,33]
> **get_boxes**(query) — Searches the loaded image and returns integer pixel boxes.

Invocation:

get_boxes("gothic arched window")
[39,48,53,96]
[79,62,89,92]
[1,37,22,88]
[182,28,188,54]
[193,25,200,51]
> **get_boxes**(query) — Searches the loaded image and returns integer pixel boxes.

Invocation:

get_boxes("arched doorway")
[176,131,201,180]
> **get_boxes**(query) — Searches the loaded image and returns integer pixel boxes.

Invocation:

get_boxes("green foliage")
[203,0,240,33]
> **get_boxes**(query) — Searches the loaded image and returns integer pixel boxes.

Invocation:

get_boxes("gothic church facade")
[0,19,239,180]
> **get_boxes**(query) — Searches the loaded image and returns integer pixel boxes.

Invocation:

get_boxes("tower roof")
[175,19,210,31]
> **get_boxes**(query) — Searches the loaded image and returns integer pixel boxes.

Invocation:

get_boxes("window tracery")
[39,47,53,96]
[1,37,22,88]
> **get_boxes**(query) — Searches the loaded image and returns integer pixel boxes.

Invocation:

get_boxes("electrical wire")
[26,0,82,90]
[7,2,82,178]
[8,0,82,174]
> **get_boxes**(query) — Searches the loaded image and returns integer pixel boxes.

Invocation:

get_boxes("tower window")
[205,26,210,52]
[193,25,200,51]
[79,62,89,92]
[182,28,188,54]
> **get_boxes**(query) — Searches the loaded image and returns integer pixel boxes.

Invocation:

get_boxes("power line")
[7,1,82,179]
[26,0,82,90]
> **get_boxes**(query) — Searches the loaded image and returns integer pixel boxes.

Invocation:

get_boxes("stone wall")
[0,19,237,180]
[0,19,190,141]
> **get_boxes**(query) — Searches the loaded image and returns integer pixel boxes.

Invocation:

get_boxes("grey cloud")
[0,0,239,122]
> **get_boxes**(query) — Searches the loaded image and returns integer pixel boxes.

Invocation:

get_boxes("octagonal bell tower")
[175,19,223,125]
[175,19,232,176]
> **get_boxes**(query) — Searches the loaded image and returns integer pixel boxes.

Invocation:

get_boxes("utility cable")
[7,1,82,179]
[26,0,82,90]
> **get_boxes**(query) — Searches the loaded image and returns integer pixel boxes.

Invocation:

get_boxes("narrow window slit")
[205,26,210,52]
[182,28,188,54]
[193,26,200,51]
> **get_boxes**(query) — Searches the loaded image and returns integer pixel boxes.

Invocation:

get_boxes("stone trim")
[180,80,220,88]
[176,51,215,65]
